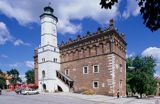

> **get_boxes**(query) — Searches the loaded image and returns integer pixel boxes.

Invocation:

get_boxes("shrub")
[44,90,49,93]
[82,89,95,95]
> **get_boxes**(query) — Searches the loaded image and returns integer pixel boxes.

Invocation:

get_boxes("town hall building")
[34,5,127,96]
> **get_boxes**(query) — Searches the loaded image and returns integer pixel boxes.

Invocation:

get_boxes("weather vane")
[48,2,51,6]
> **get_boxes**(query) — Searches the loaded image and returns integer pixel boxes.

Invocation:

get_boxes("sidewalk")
[53,92,160,104]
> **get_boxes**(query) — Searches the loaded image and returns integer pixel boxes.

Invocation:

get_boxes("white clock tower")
[38,5,61,92]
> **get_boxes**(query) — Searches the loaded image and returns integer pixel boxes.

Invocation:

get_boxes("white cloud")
[14,39,31,46]
[25,61,34,68]
[19,74,26,82]
[1,54,8,58]
[142,47,160,61]
[0,22,30,46]
[126,52,135,58]
[142,47,160,76]
[122,0,140,19]
[0,22,13,44]
[8,63,19,68]
[0,0,120,34]
[0,1,35,25]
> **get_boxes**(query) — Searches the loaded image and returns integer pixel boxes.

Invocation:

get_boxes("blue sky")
[0,0,160,76]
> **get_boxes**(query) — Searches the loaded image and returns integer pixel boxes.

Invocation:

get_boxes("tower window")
[55,58,57,62]
[53,58,57,62]
[93,81,99,88]
[83,66,88,74]
[42,58,45,62]
[42,70,45,78]
[93,65,99,73]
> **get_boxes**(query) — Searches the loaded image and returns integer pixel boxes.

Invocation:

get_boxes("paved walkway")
[0,91,160,104]
[52,92,160,104]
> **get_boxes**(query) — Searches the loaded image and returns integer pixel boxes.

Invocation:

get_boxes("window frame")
[42,70,45,78]
[65,69,69,76]
[83,66,89,74]
[93,81,99,88]
[119,64,123,72]
[42,58,45,62]
[93,65,99,73]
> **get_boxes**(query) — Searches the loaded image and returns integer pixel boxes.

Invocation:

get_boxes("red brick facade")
[59,20,127,96]
[34,49,38,86]
[156,78,160,96]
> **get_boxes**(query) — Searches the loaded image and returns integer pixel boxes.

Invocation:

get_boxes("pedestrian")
[117,90,120,98]
[0,88,2,95]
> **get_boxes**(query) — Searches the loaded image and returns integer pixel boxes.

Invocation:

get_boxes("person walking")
[117,90,120,98]
[0,88,2,95]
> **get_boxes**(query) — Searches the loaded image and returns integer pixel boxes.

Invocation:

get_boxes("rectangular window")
[93,81,99,88]
[119,64,122,72]
[83,66,88,74]
[42,58,45,62]
[93,65,99,73]
[65,69,69,76]
[53,58,57,62]
[119,80,122,88]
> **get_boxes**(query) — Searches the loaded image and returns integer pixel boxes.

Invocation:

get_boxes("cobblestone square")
[0,91,159,104]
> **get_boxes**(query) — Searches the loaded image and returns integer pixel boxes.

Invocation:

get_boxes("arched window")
[42,70,45,78]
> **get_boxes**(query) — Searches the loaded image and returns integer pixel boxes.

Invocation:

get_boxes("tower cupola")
[44,6,54,15]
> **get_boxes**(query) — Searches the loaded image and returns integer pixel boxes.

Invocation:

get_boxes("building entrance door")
[42,83,46,90]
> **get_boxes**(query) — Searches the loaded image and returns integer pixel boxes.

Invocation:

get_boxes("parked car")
[21,88,39,95]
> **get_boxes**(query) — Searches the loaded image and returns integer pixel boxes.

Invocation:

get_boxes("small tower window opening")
[42,70,45,78]
[42,58,45,62]
[53,58,57,62]
[55,58,57,62]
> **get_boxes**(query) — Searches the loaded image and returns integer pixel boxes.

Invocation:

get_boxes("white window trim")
[65,69,69,76]
[83,66,89,74]
[119,64,122,72]
[93,65,99,73]
[93,81,99,89]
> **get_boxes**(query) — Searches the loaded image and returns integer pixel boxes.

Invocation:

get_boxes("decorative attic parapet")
[120,33,125,40]
[109,19,115,30]
[68,38,73,44]
[97,27,102,34]
[61,41,65,47]
[59,19,127,49]
[77,35,81,41]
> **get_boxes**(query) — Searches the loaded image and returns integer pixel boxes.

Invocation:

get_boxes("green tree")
[25,69,34,84]
[7,69,21,87]
[126,56,157,98]
[0,70,6,89]
[100,0,160,32]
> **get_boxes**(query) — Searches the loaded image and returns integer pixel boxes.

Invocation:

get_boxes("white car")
[21,88,39,95]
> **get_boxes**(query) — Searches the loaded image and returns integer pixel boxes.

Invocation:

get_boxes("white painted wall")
[38,7,69,93]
